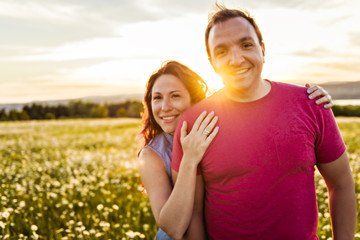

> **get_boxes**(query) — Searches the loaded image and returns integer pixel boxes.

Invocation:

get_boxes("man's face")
[208,17,265,93]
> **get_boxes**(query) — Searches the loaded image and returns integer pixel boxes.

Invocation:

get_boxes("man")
[171,5,356,240]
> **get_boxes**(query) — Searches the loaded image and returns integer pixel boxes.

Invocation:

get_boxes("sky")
[0,0,359,104]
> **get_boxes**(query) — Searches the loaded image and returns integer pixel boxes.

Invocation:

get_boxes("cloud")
[0,0,166,51]
[318,14,353,27]
[234,0,344,10]
[349,32,360,47]
[0,58,112,85]
[292,47,359,61]
[0,0,157,23]
[292,47,334,58]
[289,59,360,83]
[141,0,213,15]
[0,17,114,50]
[317,61,360,73]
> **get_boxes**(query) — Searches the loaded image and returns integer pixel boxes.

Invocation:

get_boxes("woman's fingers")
[306,85,321,97]
[202,114,218,138]
[306,84,334,108]
[191,110,208,132]
[204,126,219,145]
[323,101,334,109]
[190,110,216,135]
[315,96,334,109]
[180,111,219,162]
[180,121,188,141]
[197,111,215,133]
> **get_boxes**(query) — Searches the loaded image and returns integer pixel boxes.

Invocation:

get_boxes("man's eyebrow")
[214,43,227,51]
[214,37,256,50]
[237,37,255,43]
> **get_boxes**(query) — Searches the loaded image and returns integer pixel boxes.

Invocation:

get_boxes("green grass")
[0,118,359,239]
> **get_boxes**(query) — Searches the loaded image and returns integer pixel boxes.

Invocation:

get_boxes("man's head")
[205,5,266,96]
[205,5,264,62]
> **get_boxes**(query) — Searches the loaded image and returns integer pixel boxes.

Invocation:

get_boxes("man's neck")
[224,79,271,102]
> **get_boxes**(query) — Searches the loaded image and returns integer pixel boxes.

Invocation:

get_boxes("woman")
[138,60,333,240]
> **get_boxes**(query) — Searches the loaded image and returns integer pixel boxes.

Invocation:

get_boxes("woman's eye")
[171,94,180,98]
[153,96,161,101]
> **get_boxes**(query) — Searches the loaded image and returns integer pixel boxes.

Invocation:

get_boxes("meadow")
[0,118,359,239]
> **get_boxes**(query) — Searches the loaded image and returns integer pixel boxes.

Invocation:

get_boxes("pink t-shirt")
[171,81,346,240]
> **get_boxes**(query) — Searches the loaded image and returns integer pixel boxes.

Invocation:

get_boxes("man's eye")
[242,43,254,48]
[215,49,227,57]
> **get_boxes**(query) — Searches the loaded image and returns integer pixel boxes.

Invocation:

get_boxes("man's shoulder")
[181,90,224,120]
[271,80,331,116]
[272,80,306,93]
[271,80,310,102]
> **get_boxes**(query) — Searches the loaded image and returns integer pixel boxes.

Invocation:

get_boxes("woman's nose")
[161,98,172,111]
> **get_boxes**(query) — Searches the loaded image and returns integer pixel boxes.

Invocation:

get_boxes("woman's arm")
[306,84,334,109]
[139,111,218,239]
[173,172,206,240]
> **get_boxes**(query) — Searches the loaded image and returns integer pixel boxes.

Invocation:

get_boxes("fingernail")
[307,89,311,94]
[216,126,220,130]
[210,111,214,115]
[214,116,218,120]
[316,100,320,104]
[309,95,313,99]
[203,110,207,114]
[324,104,328,109]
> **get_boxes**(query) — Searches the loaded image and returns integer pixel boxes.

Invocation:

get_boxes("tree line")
[0,100,143,121]
[0,100,359,121]
[332,105,360,117]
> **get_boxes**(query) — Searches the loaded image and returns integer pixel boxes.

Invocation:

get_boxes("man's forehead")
[209,17,256,46]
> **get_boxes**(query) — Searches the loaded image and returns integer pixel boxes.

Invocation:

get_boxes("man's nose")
[229,48,245,65]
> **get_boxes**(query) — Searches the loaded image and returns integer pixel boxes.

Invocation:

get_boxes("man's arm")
[317,152,357,239]
[172,169,206,240]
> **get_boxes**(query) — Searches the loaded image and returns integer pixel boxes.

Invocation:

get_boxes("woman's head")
[138,60,208,148]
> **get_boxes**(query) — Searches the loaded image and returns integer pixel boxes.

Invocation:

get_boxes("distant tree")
[107,103,126,117]
[55,105,69,118]
[23,103,45,119]
[127,101,143,118]
[0,109,8,121]
[332,105,360,117]
[45,112,56,120]
[90,104,108,118]
[0,109,7,121]
[8,110,19,121]
[68,100,95,118]
[19,111,30,120]
[116,108,128,117]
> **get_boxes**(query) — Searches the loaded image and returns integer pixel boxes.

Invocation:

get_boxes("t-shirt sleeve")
[171,115,184,172]
[315,108,346,164]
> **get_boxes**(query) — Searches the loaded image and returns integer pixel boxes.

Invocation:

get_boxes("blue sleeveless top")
[145,132,174,187]
[144,132,174,240]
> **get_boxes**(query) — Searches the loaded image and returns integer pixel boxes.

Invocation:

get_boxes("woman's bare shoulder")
[139,147,165,170]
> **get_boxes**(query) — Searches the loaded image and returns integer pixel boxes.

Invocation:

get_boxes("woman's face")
[151,74,192,135]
